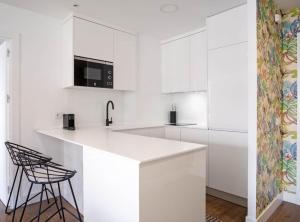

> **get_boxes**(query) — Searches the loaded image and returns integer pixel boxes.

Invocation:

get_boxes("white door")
[114,31,137,91]
[0,41,8,204]
[208,130,248,198]
[208,42,248,132]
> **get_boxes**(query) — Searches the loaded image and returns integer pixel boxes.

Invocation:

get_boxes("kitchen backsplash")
[169,92,207,127]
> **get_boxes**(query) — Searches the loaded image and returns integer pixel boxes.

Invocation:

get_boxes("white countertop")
[106,123,208,131]
[37,126,206,164]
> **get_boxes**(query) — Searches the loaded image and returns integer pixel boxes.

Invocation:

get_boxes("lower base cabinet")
[181,128,209,186]
[208,130,248,198]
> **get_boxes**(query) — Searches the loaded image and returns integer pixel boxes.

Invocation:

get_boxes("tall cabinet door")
[73,17,114,61]
[208,43,248,131]
[162,38,190,93]
[208,130,248,198]
[114,31,137,91]
[190,31,207,91]
[207,5,247,50]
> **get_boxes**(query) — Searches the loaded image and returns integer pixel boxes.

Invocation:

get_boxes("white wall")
[0,41,8,203]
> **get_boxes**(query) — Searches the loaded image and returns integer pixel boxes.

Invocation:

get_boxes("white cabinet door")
[165,126,181,140]
[74,17,114,61]
[208,43,248,131]
[180,128,208,144]
[161,38,190,93]
[181,128,209,185]
[208,130,247,198]
[207,5,247,50]
[161,43,174,93]
[190,31,207,91]
[114,31,137,90]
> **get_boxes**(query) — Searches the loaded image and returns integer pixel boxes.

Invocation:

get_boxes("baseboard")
[246,216,257,222]
[206,187,247,207]
[257,193,283,222]
[283,191,300,205]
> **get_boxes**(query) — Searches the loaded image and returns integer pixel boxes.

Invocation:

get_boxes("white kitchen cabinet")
[208,42,248,132]
[181,128,208,185]
[114,31,137,90]
[161,38,190,93]
[208,130,247,198]
[207,5,247,50]
[73,17,114,62]
[180,128,208,144]
[62,15,138,90]
[190,32,207,91]
[161,30,207,93]
[165,126,181,140]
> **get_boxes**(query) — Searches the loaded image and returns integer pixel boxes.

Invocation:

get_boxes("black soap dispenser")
[170,104,177,125]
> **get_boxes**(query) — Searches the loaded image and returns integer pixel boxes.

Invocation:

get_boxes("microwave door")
[86,61,103,87]
[74,59,88,87]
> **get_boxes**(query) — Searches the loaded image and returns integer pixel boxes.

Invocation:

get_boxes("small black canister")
[170,104,177,125]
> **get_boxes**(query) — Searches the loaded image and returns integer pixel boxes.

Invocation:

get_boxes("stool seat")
[22,160,76,184]
[5,141,52,166]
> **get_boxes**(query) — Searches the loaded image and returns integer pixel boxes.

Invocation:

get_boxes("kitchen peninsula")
[37,126,207,222]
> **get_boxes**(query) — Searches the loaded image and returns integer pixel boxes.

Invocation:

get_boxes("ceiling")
[275,0,300,10]
[0,0,246,39]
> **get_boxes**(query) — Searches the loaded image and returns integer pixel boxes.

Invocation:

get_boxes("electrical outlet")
[55,112,63,119]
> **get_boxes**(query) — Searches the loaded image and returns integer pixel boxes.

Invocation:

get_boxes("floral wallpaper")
[257,0,283,217]
[281,8,299,194]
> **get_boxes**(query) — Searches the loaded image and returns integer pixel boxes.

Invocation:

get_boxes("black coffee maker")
[63,114,75,130]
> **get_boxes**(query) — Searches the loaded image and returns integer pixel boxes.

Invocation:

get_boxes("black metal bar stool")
[17,152,82,222]
[4,141,58,221]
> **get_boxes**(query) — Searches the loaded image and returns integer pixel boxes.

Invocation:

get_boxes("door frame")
[0,31,21,206]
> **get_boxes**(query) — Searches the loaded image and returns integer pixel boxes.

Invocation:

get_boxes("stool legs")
[5,165,19,214]
[49,182,62,218]
[20,183,33,222]
[44,185,50,204]
[68,179,82,222]
[12,168,24,222]
[58,182,66,222]
[37,185,45,222]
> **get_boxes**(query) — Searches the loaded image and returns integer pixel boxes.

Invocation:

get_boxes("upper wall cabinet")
[161,30,207,93]
[62,15,137,91]
[73,17,114,62]
[207,5,247,50]
[190,32,207,92]
[162,37,190,93]
[114,31,137,91]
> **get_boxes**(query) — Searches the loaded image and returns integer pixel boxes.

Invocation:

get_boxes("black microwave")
[74,56,113,88]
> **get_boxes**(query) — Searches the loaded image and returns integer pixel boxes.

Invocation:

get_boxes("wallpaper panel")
[281,8,299,194]
[257,0,283,216]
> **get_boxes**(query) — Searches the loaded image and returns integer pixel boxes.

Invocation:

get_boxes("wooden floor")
[0,198,81,222]
[1,194,246,222]
[206,195,247,222]
[0,194,299,222]
[267,201,300,222]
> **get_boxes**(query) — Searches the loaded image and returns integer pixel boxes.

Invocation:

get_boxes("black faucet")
[106,100,114,126]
